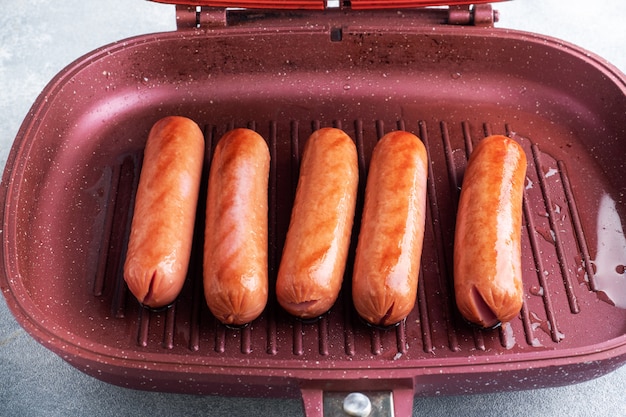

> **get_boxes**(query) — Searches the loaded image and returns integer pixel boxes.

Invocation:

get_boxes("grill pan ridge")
[1,6,626,414]
[89,118,622,357]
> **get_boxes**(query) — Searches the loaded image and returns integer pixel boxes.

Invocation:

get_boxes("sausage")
[203,128,270,326]
[454,135,527,328]
[123,116,204,308]
[276,127,359,319]
[352,131,429,327]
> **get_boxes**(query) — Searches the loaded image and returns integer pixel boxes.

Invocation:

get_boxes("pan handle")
[301,386,415,417]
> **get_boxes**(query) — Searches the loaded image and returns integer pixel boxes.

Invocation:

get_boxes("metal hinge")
[176,5,227,29]
[448,4,499,26]
[175,1,344,28]
[176,3,499,30]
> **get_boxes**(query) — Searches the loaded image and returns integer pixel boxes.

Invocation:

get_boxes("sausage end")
[468,286,501,329]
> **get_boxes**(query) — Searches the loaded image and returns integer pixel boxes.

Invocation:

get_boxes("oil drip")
[590,194,626,308]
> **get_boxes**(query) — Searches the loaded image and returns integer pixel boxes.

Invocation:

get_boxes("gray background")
[1,1,624,416]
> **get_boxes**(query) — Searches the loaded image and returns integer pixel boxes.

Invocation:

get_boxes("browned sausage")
[454,135,527,328]
[276,127,359,319]
[352,131,429,327]
[203,128,270,326]
[123,116,204,308]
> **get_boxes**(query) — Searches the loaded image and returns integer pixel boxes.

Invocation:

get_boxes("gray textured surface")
[1,1,625,416]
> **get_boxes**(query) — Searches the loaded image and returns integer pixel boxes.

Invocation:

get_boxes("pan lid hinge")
[447,4,499,27]
[174,3,498,29]
[176,5,227,29]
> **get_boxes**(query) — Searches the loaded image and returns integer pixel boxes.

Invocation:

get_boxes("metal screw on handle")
[321,391,394,417]
[343,393,372,416]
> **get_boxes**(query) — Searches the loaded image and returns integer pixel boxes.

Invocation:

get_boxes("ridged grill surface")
[94,118,603,359]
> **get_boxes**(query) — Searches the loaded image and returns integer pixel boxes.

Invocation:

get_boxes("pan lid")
[150,0,508,10]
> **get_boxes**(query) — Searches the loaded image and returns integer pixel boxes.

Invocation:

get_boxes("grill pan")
[2,2,626,416]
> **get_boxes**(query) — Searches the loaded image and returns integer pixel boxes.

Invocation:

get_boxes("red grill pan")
[2,2,626,416]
